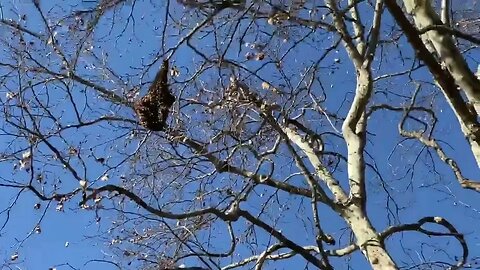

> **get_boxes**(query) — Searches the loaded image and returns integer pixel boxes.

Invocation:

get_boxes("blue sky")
[1,0,480,269]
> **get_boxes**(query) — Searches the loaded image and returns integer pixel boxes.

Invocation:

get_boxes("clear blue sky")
[1,1,480,269]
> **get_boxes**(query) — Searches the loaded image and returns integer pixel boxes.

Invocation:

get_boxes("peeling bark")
[403,0,480,112]
[385,0,480,168]
[342,205,397,270]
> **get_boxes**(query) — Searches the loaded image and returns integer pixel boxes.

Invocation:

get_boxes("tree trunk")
[342,205,398,270]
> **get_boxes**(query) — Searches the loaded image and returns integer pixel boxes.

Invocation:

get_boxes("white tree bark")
[317,0,400,268]
[341,68,398,270]
[403,0,480,167]
[342,205,397,270]
[403,0,480,107]
[285,124,398,269]
[284,68,398,269]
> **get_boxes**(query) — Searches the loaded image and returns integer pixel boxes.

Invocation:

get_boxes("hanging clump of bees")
[134,60,175,131]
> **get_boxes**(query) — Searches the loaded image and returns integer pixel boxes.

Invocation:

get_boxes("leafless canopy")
[1,0,480,269]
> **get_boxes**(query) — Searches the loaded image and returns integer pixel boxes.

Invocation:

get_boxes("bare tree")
[1,0,479,269]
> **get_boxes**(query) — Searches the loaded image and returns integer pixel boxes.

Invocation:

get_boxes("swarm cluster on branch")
[134,60,175,131]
